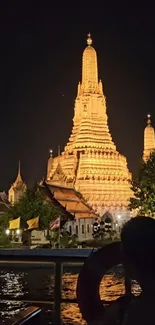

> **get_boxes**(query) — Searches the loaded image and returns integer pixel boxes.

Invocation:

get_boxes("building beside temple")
[8,162,26,204]
[47,34,132,226]
[143,114,155,161]
[40,181,98,241]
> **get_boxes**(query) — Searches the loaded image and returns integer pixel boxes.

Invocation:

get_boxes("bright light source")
[147,114,151,118]
[16,229,20,235]
[49,149,53,157]
[5,229,10,235]
[117,215,121,220]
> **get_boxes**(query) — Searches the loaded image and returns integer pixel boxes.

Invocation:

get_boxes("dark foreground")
[0,263,141,324]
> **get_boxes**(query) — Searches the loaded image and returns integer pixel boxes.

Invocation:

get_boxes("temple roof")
[43,182,98,219]
[10,161,26,190]
[39,182,74,223]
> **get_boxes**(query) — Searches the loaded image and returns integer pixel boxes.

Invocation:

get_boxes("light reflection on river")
[0,265,141,324]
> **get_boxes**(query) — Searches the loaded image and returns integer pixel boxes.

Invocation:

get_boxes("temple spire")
[49,149,53,157]
[58,145,60,156]
[16,160,22,183]
[18,160,20,175]
[147,113,151,125]
[87,33,92,46]
[47,34,132,216]
[143,114,155,161]
[82,33,98,92]
[8,161,26,204]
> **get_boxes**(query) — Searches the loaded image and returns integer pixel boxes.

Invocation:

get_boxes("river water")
[0,264,141,324]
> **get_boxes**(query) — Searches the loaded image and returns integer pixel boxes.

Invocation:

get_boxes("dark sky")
[1,3,155,190]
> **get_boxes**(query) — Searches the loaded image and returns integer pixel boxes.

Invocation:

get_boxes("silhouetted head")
[121,216,155,284]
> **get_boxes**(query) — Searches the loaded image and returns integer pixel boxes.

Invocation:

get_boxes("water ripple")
[0,265,141,324]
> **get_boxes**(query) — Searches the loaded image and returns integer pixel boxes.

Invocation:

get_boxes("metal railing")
[0,249,94,325]
[1,247,131,325]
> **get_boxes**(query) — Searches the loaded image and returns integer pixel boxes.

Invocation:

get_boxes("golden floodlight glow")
[47,35,132,215]
[8,162,26,204]
[87,32,92,46]
[143,114,155,161]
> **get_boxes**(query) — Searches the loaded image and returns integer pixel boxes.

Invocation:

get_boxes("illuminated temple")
[8,162,26,204]
[143,114,155,161]
[47,34,132,222]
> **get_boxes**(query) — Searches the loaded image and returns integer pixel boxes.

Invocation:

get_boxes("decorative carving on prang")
[47,34,132,214]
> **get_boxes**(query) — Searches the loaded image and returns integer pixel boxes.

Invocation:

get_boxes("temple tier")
[47,34,132,220]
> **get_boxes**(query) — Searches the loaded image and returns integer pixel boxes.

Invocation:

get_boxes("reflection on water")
[0,265,141,324]
[0,301,25,323]
[100,265,125,301]
[62,303,86,325]
[0,271,25,298]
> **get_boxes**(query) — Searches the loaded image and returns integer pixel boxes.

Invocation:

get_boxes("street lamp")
[5,229,10,236]
[16,229,20,235]
[117,215,121,220]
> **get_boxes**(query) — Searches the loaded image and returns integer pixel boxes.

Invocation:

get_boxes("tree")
[0,213,10,232]
[7,187,62,229]
[129,152,155,216]
[50,229,78,248]
[0,213,11,247]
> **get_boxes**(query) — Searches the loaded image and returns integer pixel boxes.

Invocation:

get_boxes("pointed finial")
[14,160,23,184]
[87,32,92,46]
[18,160,21,176]
[147,114,151,125]
[49,149,53,157]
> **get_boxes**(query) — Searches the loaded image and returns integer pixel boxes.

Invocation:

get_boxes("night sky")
[1,4,155,190]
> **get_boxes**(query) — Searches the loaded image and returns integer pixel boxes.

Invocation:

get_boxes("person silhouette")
[89,216,155,325]
[22,229,31,247]
[121,216,155,325]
